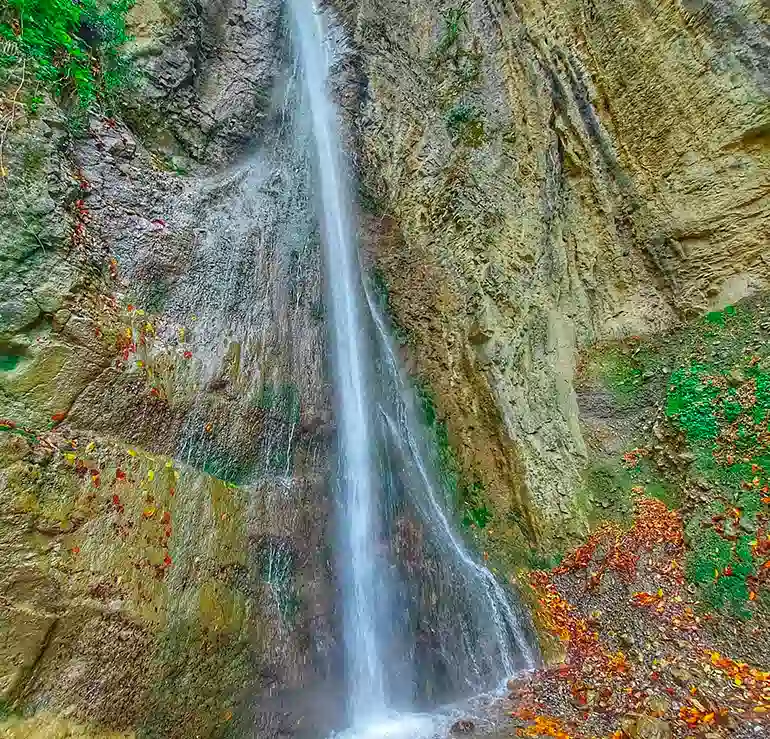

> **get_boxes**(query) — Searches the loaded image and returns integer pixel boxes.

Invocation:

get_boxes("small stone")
[506,676,528,693]
[450,719,475,735]
[622,714,672,739]
[644,693,671,716]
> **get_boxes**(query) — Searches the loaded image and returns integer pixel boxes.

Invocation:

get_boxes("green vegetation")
[581,300,770,616]
[433,5,483,100]
[592,301,770,616]
[415,379,491,530]
[666,343,770,615]
[0,0,135,114]
[446,103,485,148]
[143,613,249,739]
[436,7,468,56]
[0,352,22,372]
[370,267,410,346]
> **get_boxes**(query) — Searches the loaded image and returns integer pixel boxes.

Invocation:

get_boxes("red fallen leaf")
[725,565,733,576]
[150,387,160,397]
[650,671,660,680]
[183,350,192,359]
[116,468,126,480]
[164,527,172,538]
[161,511,171,525]
[51,412,67,423]
[127,304,135,312]
[163,553,172,566]
[112,494,121,506]
[151,218,167,227]
[72,546,80,554]
[169,487,175,497]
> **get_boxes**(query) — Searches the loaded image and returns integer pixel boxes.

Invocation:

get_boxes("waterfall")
[290,0,390,727]
[290,2,538,736]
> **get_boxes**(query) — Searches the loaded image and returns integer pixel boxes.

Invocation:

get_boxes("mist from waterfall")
[289,2,538,736]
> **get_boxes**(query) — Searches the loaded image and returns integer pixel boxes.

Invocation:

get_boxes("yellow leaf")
[128,449,137,457]
[148,470,155,481]
[165,461,173,468]
[64,453,76,463]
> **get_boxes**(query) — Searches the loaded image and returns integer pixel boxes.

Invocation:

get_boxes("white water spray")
[289,0,388,727]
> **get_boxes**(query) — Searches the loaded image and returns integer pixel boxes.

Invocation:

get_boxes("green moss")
[446,103,485,148]
[436,7,468,56]
[370,268,411,346]
[255,381,300,424]
[414,379,496,534]
[686,527,755,618]
[0,353,22,372]
[665,364,721,441]
[141,614,250,739]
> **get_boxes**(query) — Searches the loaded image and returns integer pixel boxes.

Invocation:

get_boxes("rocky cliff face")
[334,0,770,552]
[1,1,341,736]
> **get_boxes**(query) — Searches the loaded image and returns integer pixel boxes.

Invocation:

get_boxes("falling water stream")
[290,2,538,736]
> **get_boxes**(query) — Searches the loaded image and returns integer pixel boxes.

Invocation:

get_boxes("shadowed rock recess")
[0,0,769,737]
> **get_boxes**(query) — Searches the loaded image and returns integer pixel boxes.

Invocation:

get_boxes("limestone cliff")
[1,1,339,736]
[335,0,770,552]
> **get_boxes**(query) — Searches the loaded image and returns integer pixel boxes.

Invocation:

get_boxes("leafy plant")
[436,7,468,55]
[0,0,135,113]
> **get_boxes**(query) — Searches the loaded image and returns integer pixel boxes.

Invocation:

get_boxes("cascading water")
[289,0,390,727]
[290,2,539,735]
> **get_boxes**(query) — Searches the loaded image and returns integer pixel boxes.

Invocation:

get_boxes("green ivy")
[0,0,135,112]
